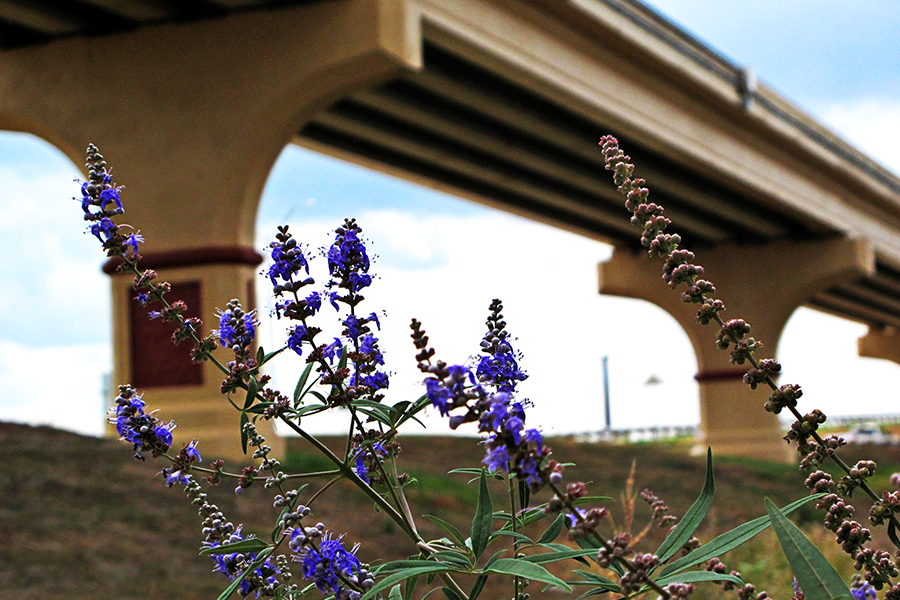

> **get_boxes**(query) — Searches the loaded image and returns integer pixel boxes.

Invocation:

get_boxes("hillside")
[4,422,900,600]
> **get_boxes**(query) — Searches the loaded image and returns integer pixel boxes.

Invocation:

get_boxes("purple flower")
[426,378,453,416]
[288,325,308,356]
[123,232,143,255]
[99,186,123,212]
[298,533,362,595]
[185,440,202,462]
[208,527,279,597]
[484,443,511,472]
[217,306,257,349]
[110,386,175,460]
[323,338,343,364]
[90,217,116,242]
[305,291,322,315]
[266,228,312,294]
[353,442,387,484]
[852,582,877,600]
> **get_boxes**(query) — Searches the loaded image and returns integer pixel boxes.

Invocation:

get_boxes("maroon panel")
[130,281,203,387]
[103,246,262,274]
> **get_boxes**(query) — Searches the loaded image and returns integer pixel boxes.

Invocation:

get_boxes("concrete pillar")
[0,1,421,458]
[599,237,874,462]
[859,327,900,364]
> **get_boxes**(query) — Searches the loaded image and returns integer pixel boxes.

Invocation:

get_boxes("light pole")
[602,355,611,431]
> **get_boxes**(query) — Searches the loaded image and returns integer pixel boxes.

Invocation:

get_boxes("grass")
[4,422,896,599]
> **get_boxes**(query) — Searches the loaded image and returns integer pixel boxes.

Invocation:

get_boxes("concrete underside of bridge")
[3,0,900,460]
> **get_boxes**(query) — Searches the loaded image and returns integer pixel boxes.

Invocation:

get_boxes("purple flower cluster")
[109,384,175,460]
[207,527,280,598]
[161,440,202,487]
[79,144,143,258]
[293,531,370,600]
[217,301,257,350]
[411,300,549,490]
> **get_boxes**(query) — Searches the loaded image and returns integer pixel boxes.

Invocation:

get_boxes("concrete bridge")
[2,0,898,460]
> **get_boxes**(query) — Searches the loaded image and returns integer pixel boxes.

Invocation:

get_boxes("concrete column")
[599,237,874,462]
[0,0,421,458]
[859,327,900,364]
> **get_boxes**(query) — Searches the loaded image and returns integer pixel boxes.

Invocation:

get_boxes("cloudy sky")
[2,1,900,439]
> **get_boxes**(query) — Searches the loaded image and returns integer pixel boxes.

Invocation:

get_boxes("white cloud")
[0,339,111,436]
[816,98,900,175]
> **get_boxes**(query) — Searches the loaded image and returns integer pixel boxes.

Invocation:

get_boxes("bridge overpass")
[1,0,897,460]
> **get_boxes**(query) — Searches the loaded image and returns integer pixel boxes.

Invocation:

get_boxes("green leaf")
[213,546,274,600]
[489,530,533,545]
[361,565,460,600]
[404,574,419,600]
[200,537,269,556]
[423,515,467,547]
[470,469,493,560]
[295,403,328,417]
[440,586,466,600]
[293,362,316,407]
[536,513,566,544]
[258,345,286,367]
[655,570,744,587]
[392,393,431,429]
[766,498,852,600]
[388,584,403,600]
[469,574,489,600]
[518,480,530,511]
[571,569,619,590]
[244,376,258,409]
[573,589,614,600]
[256,345,265,365]
[540,542,590,566]
[239,411,249,454]
[483,558,571,592]
[427,551,472,568]
[655,447,714,565]
[890,519,900,549]
[520,549,597,565]
[660,494,824,577]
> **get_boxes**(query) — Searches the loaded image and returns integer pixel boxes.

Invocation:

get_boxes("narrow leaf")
[440,587,466,600]
[388,584,403,600]
[536,513,566,544]
[214,547,273,600]
[766,498,852,600]
[258,346,286,367]
[244,376,258,409]
[890,519,900,549]
[484,558,571,592]
[655,447,715,565]
[520,549,597,565]
[423,515,467,547]
[489,530,533,545]
[200,538,269,556]
[660,494,824,577]
[239,411,249,454]
[469,575,489,600]
[360,565,459,600]
[574,589,615,600]
[518,479,530,512]
[428,551,472,568]
[571,569,619,589]
[293,362,315,407]
[470,469,493,560]
[655,570,744,587]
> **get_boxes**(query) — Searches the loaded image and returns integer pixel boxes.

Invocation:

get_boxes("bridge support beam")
[599,237,874,462]
[859,327,900,364]
[0,1,420,458]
